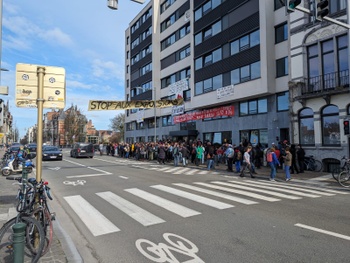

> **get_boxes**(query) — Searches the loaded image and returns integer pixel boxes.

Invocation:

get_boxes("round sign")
[55,90,60,95]
[22,74,29,81]
[49,77,56,83]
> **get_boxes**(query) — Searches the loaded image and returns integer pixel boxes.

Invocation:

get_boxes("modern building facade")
[124,0,349,171]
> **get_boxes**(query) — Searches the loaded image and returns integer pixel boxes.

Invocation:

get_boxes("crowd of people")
[98,139,306,181]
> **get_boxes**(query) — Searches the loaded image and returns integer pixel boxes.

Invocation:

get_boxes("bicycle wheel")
[0,216,45,263]
[338,171,350,187]
[332,167,344,181]
[313,160,323,172]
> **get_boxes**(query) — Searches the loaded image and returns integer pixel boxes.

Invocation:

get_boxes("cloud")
[91,59,124,81]
[39,27,74,47]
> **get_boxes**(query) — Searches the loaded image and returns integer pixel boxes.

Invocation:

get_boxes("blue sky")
[1,0,147,138]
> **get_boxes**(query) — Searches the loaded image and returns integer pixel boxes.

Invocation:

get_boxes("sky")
[0,0,148,138]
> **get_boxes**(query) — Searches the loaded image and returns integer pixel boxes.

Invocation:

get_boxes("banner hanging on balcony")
[88,98,184,111]
[173,105,234,124]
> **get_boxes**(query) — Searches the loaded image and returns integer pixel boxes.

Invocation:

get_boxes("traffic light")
[287,0,302,13]
[315,0,329,21]
[107,0,118,10]
[344,120,350,135]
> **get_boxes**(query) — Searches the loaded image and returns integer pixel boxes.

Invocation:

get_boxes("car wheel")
[89,156,93,158]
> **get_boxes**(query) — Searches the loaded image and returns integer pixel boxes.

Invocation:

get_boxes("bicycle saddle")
[28,178,37,185]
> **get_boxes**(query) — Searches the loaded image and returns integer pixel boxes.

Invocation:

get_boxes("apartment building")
[287,0,349,171]
[125,0,295,148]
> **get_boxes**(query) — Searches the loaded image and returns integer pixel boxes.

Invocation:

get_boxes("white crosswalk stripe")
[124,188,201,218]
[211,181,302,200]
[228,180,321,198]
[96,191,165,226]
[173,183,258,205]
[194,182,280,202]
[64,195,120,237]
[63,180,344,237]
[150,185,234,209]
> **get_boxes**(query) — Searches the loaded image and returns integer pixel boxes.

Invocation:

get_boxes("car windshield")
[44,146,59,151]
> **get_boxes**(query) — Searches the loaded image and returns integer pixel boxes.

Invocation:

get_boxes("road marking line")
[198,170,208,174]
[119,176,128,179]
[185,169,197,175]
[96,191,165,226]
[151,185,233,209]
[174,183,256,205]
[125,188,200,218]
[255,180,334,196]
[229,180,320,198]
[64,195,120,236]
[164,167,181,173]
[295,223,350,241]
[173,168,191,174]
[194,182,280,202]
[212,181,301,200]
[66,173,110,178]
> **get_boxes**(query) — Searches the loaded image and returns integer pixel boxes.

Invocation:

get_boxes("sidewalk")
[0,173,74,263]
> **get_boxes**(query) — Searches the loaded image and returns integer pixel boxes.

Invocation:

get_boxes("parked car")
[26,143,37,154]
[9,145,22,154]
[42,146,63,161]
[70,143,94,158]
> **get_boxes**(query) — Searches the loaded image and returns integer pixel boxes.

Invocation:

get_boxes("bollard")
[12,222,26,263]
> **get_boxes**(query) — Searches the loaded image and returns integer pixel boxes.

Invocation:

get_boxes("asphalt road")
[41,151,350,263]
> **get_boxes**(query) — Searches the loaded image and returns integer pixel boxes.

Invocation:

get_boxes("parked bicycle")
[0,165,55,262]
[331,156,349,180]
[337,157,350,187]
[303,155,323,172]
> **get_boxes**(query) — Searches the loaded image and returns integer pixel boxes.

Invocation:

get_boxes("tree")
[110,113,125,141]
[64,105,88,145]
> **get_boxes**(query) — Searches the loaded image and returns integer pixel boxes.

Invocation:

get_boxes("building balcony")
[292,70,349,105]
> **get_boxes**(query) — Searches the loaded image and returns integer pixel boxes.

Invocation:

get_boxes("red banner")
[173,105,234,124]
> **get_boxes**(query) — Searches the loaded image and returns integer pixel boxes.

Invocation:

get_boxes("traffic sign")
[15,63,66,109]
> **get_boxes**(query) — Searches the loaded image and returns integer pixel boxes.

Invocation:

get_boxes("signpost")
[15,63,66,182]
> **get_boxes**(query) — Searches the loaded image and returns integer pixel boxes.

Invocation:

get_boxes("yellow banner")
[88,98,184,111]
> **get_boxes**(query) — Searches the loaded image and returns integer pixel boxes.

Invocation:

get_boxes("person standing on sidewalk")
[267,147,280,181]
[239,146,255,178]
[224,144,234,172]
[234,147,242,173]
[206,142,216,171]
[283,146,292,181]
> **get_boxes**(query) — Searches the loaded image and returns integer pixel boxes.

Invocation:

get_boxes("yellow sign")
[88,98,184,111]
[0,133,4,139]
[15,63,66,109]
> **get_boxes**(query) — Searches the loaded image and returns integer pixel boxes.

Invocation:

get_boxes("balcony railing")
[302,69,349,95]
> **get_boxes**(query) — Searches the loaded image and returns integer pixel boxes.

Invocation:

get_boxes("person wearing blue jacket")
[267,147,280,181]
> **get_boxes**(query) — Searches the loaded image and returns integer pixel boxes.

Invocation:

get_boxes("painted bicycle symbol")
[63,180,86,186]
[136,233,205,263]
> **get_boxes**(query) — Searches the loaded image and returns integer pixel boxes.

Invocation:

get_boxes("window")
[276,57,288,77]
[212,48,222,63]
[194,0,224,21]
[195,33,202,45]
[322,105,340,146]
[195,58,202,70]
[161,0,176,14]
[274,0,284,10]
[275,23,288,44]
[239,98,267,116]
[277,92,289,111]
[299,108,315,145]
[322,39,335,89]
[230,30,260,55]
[203,54,212,66]
[230,61,261,84]
[338,35,349,87]
[162,116,173,126]
[194,74,222,95]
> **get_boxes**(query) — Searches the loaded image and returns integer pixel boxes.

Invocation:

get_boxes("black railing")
[302,69,349,95]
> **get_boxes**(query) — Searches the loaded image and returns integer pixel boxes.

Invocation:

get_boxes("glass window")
[299,108,315,145]
[240,102,248,116]
[194,8,202,21]
[258,98,267,113]
[203,78,212,91]
[240,65,250,81]
[249,100,257,114]
[204,54,212,66]
[275,23,288,44]
[203,1,211,14]
[231,69,239,84]
[195,81,203,95]
[277,92,289,111]
[250,30,260,47]
[195,33,202,46]
[321,105,340,146]
[204,28,212,40]
[231,40,239,55]
[212,48,222,63]
[276,57,288,77]
[195,57,203,70]
[213,75,222,90]
[212,21,222,36]
[212,0,221,9]
[240,35,249,50]
[250,61,261,79]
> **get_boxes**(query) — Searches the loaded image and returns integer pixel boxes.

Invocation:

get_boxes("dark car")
[9,145,22,154]
[42,146,63,161]
[26,143,37,154]
[70,143,94,158]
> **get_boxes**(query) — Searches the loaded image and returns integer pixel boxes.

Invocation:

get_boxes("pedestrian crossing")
[63,179,348,237]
